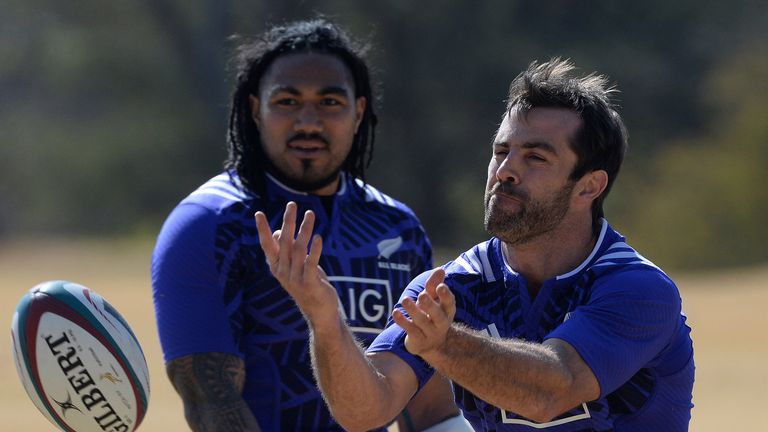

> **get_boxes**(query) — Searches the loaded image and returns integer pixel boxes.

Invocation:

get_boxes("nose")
[494,152,521,185]
[294,105,323,134]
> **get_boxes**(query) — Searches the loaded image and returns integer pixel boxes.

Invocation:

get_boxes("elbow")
[327,402,395,432]
[514,395,560,424]
[524,403,563,424]
[517,398,575,424]
[334,415,393,432]
[516,377,581,423]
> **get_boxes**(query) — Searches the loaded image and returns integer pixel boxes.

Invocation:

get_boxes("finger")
[401,296,434,331]
[436,283,457,320]
[424,268,446,300]
[305,234,323,282]
[316,261,328,279]
[255,212,278,265]
[416,290,445,322]
[392,308,423,337]
[276,202,297,277]
[290,210,315,282]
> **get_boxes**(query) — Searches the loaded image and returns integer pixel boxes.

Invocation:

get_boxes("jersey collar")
[263,171,353,204]
[498,218,622,284]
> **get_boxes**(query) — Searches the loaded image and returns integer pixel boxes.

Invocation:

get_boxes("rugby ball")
[10,280,150,432]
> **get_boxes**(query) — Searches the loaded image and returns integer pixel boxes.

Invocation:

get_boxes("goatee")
[484,181,574,245]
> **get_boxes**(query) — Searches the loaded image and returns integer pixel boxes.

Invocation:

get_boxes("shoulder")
[443,239,502,284]
[179,172,259,215]
[155,173,259,257]
[351,178,420,221]
[593,265,681,307]
[401,240,495,298]
[587,239,681,307]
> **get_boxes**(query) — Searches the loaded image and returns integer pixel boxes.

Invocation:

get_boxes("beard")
[262,138,346,192]
[266,159,343,192]
[484,181,574,245]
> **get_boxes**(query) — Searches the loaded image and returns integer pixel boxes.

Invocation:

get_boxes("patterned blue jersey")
[152,172,432,431]
[369,220,694,431]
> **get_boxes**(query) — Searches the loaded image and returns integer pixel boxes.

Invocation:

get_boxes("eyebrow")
[268,85,351,97]
[318,86,351,97]
[521,141,557,154]
[492,140,558,155]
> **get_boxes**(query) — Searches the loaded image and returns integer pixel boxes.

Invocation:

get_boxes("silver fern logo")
[377,237,403,259]
[377,237,411,271]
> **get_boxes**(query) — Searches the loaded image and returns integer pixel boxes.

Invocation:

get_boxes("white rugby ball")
[11,280,150,432]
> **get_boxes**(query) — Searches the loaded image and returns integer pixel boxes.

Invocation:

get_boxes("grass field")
[1,238,766,431]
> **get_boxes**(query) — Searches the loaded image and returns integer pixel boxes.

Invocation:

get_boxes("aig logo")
[329,276,393,335]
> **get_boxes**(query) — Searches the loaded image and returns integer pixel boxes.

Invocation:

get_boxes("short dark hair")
[506,58,628,228]
[225,18,378,193]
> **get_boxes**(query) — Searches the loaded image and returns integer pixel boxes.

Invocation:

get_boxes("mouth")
[287,139,327,158]
[495,191,523,203]
[287,133,329,155]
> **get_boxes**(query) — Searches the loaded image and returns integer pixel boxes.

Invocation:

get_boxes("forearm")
[167,353,262,432]
[309,316,405,430]
[255,207,415,429]
[421,324,577,422]
[398,373,459,432]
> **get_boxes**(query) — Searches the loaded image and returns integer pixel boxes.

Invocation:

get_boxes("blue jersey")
[152,172,432,431]
[369,220,694,431]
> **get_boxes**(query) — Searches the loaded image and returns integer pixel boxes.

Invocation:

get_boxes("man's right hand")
[255,201,340,327]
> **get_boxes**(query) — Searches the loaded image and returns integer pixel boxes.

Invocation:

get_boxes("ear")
[574,170,608,208]
[354,96,366,133]
[248,95,261,128]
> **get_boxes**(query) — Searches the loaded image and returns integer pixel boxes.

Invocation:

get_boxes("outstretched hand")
[255,202,339,324]
[392,268,456,358]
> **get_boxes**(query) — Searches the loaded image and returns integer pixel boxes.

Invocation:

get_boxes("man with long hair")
[152,18,463,431]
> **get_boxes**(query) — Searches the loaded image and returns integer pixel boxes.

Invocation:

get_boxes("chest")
[222,202,427,345]
[454,274,591,342]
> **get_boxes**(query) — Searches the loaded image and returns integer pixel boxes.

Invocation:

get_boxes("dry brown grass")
[1,239,765,431]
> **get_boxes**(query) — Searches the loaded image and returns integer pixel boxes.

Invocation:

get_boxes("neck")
[310,176,342,196]
[502,215,599,296]
[265,171,343,196]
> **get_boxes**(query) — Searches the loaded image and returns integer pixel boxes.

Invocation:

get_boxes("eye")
[320,97,343,106]
[527,153,546,162]
[275,97,299,106]
[493,146,508,157]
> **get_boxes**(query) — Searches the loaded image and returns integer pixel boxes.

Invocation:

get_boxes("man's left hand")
[392,268,456,358]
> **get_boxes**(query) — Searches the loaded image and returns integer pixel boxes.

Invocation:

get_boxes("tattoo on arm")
[167,353,261,432]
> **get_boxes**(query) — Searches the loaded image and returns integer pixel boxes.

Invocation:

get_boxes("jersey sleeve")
[151,203,241,362]
[366,270,435,389]
[546,268,682,397]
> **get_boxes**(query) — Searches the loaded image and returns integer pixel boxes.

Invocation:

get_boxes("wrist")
[306,310,346,338]
[419,324,461,372]
[418,326,455,366]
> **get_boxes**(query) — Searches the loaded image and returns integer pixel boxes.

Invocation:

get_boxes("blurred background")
[1,0,766,430]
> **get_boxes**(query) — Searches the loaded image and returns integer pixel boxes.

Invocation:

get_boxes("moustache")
[490,182,528,202]
[288,133,329,146]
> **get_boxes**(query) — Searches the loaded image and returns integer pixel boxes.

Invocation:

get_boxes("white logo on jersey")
[329,276,393,334]
[563,311,572,322]
[376,236,411,271]
[377,237,403,259]
[483,323,592,426]
[377,262,411,272]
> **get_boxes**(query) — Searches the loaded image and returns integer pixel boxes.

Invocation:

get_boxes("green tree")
[620,47,768,268]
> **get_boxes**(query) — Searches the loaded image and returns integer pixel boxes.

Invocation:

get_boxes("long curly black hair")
[225,18,378,194]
